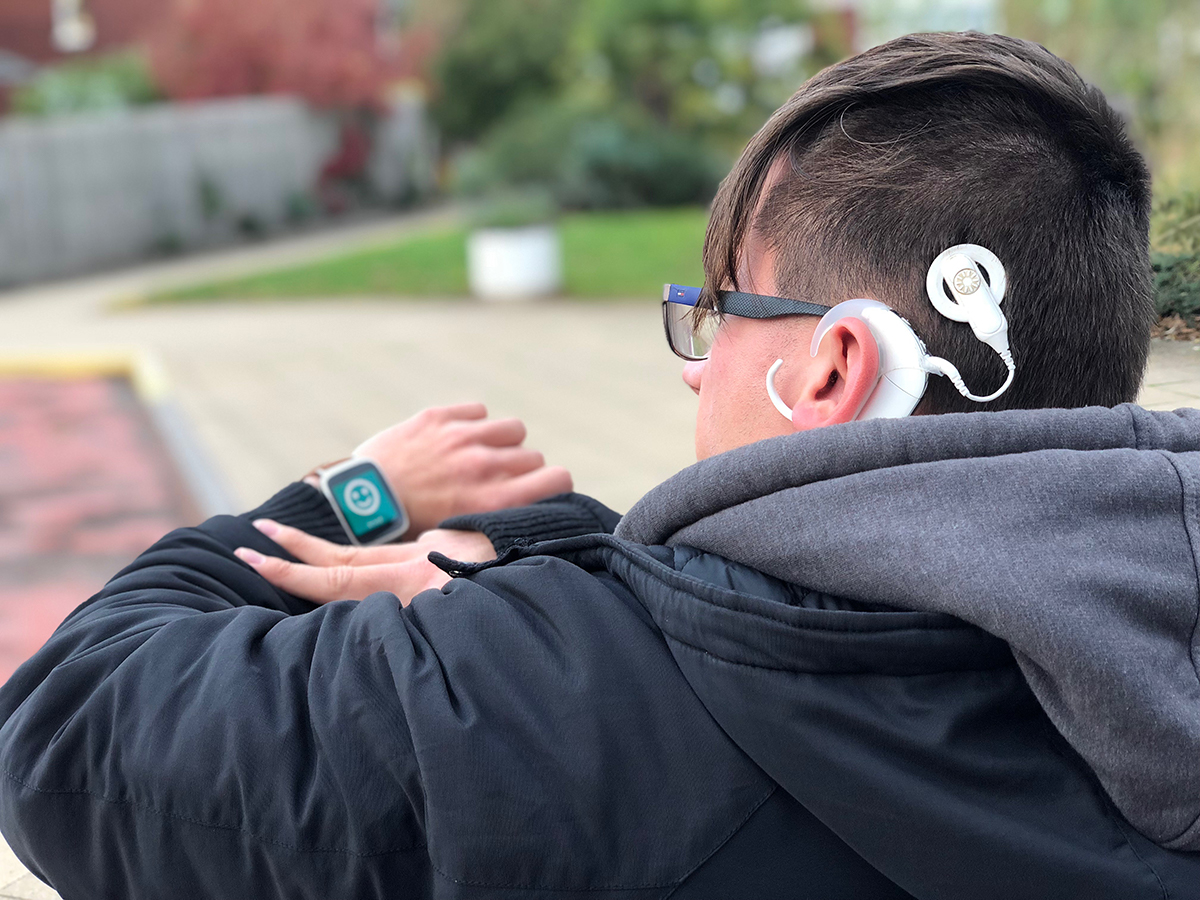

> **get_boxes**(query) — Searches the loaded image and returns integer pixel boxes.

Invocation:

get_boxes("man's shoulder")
[399,551,778,894]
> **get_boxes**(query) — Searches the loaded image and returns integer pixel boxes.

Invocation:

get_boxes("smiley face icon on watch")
[343,478,382,517]
[319,458,409,545]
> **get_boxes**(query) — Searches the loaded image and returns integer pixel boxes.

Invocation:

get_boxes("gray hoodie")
[616,403,1200,852]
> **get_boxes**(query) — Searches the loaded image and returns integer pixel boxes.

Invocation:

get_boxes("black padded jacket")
[0,481,1197,899]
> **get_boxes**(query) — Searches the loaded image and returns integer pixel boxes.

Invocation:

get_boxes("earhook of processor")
[766,244,1016,422]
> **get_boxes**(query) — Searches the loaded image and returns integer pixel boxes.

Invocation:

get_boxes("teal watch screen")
[327,464,404,542]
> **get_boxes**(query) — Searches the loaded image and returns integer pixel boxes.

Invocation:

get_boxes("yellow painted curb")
[0,350,170,405]
[0,349,233,515]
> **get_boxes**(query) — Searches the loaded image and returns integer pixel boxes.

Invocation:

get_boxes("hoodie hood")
[616,403,1200,852]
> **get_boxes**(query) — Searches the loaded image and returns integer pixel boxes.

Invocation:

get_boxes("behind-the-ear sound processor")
[766,243,1016,422]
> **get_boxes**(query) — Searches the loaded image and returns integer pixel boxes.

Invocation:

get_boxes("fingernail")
[253,519,279,537]
[236,548,265,566]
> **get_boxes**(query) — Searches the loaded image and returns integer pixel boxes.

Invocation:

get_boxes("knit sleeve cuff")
[439,493,622,553]
[241,482,350,545]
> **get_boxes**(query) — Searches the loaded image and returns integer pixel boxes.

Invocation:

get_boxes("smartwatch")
[317,457,410,546]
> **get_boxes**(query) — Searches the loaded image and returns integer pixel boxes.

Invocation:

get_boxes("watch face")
[325,462,405,543]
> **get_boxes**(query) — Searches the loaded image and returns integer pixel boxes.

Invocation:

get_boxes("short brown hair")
[703,32,1153,413]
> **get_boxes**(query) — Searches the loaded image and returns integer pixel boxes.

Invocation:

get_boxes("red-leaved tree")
[149,0,390,109]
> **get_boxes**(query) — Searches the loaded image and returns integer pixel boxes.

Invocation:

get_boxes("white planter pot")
[467,225,562,301]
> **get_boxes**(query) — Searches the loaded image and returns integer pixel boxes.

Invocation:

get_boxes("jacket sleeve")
[439,493,622,552]
[250,480,350,544]
[0,485,432,900]
[256,481,623,554]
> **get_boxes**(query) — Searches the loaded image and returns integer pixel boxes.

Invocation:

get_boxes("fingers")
[234,548,367,602]
[477,447,546,479]
[252,520,357,566]
[252,520,425,566]
[483,465,574,510]
[234,548,448,605]
[350,404,571,528]
[429,402,488,422]
[467,417,527,448]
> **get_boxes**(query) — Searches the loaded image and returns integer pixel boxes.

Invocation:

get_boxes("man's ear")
[790,317,880,430]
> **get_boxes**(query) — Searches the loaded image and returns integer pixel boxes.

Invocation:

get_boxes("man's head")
[684,31,1153,459]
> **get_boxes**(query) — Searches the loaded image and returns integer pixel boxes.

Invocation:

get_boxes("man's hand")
[235,520,497,605]
[309,403,571,537]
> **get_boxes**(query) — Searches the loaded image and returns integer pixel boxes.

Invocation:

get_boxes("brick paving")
[0,376,200,897]
[0,376,198,683]
[0,216,1195,897]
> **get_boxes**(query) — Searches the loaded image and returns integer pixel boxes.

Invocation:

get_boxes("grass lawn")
[150,207,709,303]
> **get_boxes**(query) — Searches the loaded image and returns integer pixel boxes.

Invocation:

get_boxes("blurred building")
[1,0,165,61]
[0,0,437,112]
[0,0,166,110]
[0,0,438,286]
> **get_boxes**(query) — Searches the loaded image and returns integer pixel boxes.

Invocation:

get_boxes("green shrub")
[451,102,581,195]
[558,115,725,208]
[430,0,825,207]
[1152,191,1200,255]
[1152,252,1200,324]
[432,0,579,144]
[470,187,559,229]
[11,51,162,116]
[451,101,725,209]
[1150,192,1200,325]
[569,0,819,155]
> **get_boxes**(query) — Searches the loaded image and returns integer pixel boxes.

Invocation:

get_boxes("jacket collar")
[616,404,1200,852]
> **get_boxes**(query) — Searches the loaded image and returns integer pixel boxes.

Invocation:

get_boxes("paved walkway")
[0,217,1197,896]
[1139,338,1200,409]
[0,377,198,683]
[1,222,1195,515]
